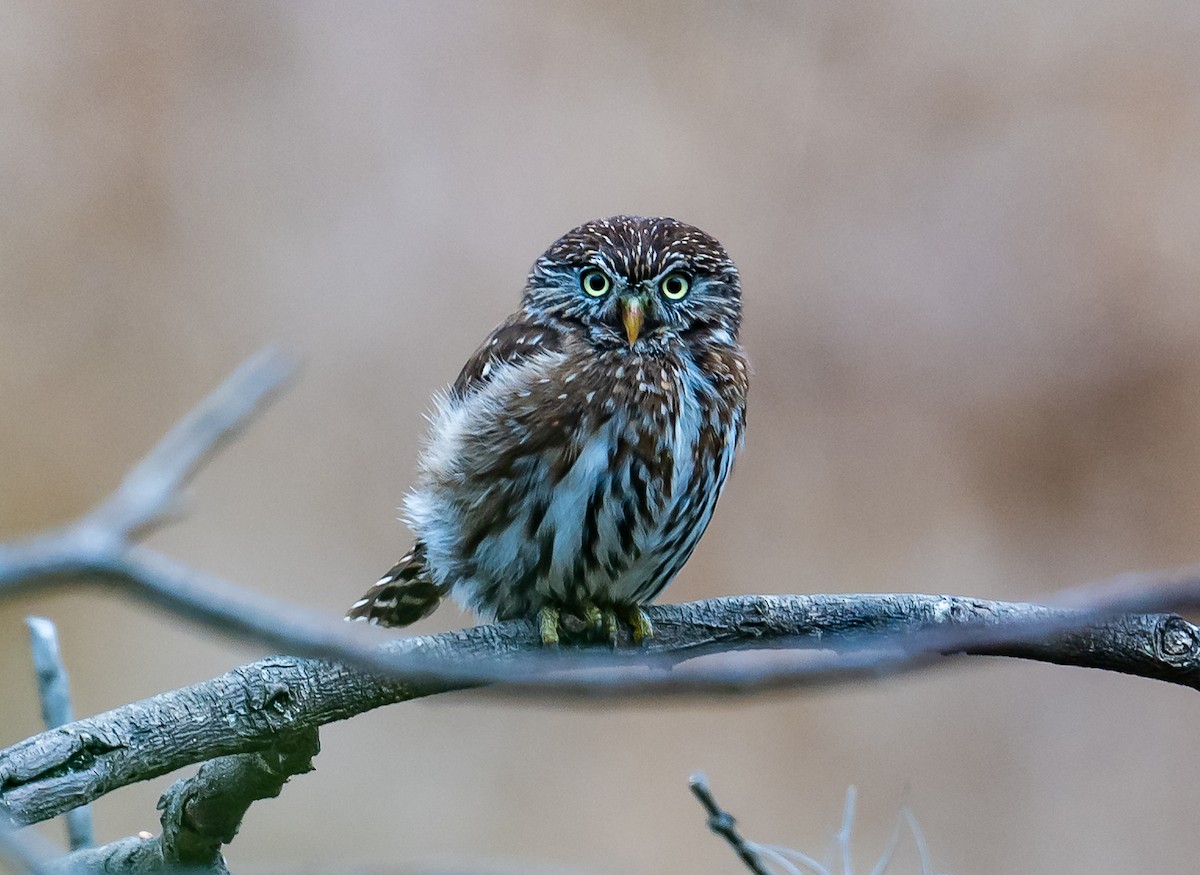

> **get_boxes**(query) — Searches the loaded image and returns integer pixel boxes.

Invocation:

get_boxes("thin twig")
[689,773,772,875]
[25,618,75,733]
[902,809,935,875]
[763,842,830,875]
[0,347,295,577]
[753,844,820,873]
[83,347,296,545]
[867,806,904,875]
[838,786,855,875]
[25,618,93,851]
[728,788,940,875]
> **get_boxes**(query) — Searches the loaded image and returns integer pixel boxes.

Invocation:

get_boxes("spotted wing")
[346,542,445,627]
[451,314,566,398]
[349,315,566,627]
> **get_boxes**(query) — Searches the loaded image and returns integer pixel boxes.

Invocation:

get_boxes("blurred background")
[3,2,1200,872]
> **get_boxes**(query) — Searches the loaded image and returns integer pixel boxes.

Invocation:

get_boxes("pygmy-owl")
[348,215,748,644]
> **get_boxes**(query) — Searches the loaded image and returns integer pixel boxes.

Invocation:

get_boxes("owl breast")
[404,344,744,621]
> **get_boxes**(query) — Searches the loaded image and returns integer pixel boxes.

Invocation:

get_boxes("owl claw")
[584,604,636,645]
[581,603,604,632]
[536,603,652,646]
[621,606,655,645]
[581,603,621,645]
[602,609,621,643]
[538,605,561,646]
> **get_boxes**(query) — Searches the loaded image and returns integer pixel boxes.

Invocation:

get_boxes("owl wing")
[349,315,568,628]
[451,314,566,398]
[346,542,444,627]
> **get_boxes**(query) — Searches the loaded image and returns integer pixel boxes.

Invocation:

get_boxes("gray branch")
[3,347,1200,695]
[689,773,771,875]
[2,593,1196,827]
[46,730,319,874]
[25,618,93,851]
[4,349,1200,871]
[0,347,390,675]
[0,348,518,681]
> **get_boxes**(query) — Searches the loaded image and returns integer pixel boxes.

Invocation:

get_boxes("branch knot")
[1156,615,1200,662]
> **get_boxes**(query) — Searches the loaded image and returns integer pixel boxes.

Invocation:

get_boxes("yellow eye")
[580,268,611,297]
[660,273,690,300]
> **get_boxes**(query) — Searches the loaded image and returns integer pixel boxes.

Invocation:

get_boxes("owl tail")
[346,542,446,627]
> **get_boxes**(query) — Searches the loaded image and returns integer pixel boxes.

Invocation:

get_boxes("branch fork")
[2,349,1199,873]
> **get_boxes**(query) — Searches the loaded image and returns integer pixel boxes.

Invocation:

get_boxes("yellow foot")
[620,606,655,645]
[580,603,622,644]
[602,609,621,642]
[537,605,561,646]
[581,603,604,632]
[537,603,652,645]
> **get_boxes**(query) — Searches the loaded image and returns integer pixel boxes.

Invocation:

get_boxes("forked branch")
[2,349,1200,861]
[1,592,1197,827]
[45,730,319,874]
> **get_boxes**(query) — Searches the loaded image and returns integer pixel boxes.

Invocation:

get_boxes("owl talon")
[537,604,647,646]
[578,603,621,644]
[581,603,604,632]
[602,609,621,643]
[621,606,655,645]
[538,606,561,646]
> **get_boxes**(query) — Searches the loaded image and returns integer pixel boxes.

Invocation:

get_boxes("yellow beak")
[621,297,644,345]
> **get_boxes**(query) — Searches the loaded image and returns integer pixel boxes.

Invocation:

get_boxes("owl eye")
[660,273,690,300]
[580,268,612,297]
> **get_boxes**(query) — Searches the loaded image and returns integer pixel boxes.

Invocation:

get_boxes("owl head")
[522,216,741,350]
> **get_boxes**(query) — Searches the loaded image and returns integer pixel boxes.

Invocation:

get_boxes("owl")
[348,216,748,644]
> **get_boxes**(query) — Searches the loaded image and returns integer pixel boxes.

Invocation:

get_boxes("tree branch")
[2,593,1196,827]
[4,348,1200,696]
[0,349,292,569]
[25,618,93,851]
[47,730,319,874]
[689,773,772,875]
[0,349,453,681]
[5,347,1200,870]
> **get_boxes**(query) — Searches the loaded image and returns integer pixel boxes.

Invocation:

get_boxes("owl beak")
[621,296,644,345]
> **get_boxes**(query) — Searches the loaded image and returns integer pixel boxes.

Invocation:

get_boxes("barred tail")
[346,542,445,627]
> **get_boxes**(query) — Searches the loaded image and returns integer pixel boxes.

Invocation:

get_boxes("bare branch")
[25,618,76,736]
[2,592,1196,828]
[48,730,319,874]
[4,344,1200,864]
[4,347,1200,699]
[689,773,772,875]
[25,618,93,851]
[88,347,296,544]
[0,347,293,569]
[0,349,436,679]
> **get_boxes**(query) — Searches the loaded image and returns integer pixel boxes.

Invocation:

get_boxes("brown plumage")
[348,216,748,643]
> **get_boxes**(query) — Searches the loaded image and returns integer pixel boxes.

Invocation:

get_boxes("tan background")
[4,2,1200,872]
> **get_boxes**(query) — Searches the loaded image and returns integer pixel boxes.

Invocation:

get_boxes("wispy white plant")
[692,777,946,875]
